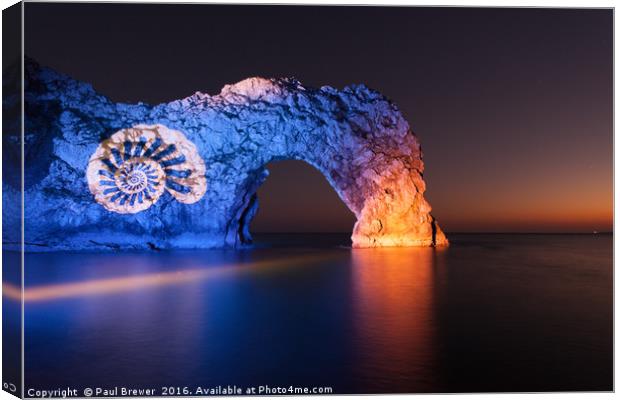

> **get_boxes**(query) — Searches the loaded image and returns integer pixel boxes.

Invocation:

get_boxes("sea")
[4,233,613,394]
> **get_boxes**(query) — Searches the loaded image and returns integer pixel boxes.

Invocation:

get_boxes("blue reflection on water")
[19,234,613,393]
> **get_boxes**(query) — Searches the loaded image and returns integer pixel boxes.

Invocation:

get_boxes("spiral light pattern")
[86,124,207,214]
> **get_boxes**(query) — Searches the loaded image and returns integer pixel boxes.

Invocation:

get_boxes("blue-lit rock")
[3,59,447,251]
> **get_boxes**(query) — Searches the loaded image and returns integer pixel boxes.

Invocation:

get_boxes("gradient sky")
[24,4,613,233]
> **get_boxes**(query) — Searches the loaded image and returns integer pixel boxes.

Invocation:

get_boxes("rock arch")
[4,59,447,251]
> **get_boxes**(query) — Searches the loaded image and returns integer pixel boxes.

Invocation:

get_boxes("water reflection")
[6,252,335,302]
[22,249,358,391]
[351,247,439,392]
[15,234,613,393]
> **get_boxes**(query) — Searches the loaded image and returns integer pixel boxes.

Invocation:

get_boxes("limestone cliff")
[2,59,448,251]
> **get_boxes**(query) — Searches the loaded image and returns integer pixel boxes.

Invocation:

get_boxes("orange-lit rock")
[342,124,448,248]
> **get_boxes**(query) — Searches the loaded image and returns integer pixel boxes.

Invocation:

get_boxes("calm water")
[13,234,613,394]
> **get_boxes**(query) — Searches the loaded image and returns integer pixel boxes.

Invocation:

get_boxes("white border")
[0,1,615,400]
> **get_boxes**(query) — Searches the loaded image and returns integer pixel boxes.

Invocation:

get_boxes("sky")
[24,4,613,233]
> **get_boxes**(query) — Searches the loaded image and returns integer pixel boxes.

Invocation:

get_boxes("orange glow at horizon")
[435,208,613,232]
[427,174,613,232]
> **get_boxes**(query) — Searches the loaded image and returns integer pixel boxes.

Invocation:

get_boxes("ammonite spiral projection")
[86,124,207,214]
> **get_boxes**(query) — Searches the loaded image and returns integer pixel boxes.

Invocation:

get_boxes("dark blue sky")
[25,4,613,232]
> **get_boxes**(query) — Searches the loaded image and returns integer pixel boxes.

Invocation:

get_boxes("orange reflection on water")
[3,253,333,303]
[351,246,440,390]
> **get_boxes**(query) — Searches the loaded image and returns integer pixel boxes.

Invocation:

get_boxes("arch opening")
[244,159,357,246]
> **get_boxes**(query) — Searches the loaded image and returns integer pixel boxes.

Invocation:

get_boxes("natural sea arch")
[5,59,448,251]
[226,132,447,249]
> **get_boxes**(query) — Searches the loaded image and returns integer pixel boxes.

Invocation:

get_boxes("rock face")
[3,59,448,251]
